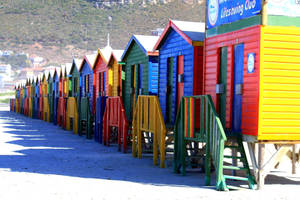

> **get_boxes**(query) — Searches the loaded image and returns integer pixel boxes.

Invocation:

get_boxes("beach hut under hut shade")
[121,35,159,121]
[53,68,60,125]
[69,58,82,105]
[70,59,82,97]
[107,49,124,97]
[80,54,97,114]
[153,19,205,125]
[62,63,72,98]
[47,69,55,122]
[92,45,112,112]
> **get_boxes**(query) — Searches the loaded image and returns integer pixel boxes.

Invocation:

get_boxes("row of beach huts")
[10,0,300,191]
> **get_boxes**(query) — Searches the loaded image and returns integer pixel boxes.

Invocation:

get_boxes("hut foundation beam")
[257,145,291,189]
[247,143,293,189]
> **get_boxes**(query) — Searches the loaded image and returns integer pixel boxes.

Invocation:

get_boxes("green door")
[166,57,174,124]
[218,47,227,127]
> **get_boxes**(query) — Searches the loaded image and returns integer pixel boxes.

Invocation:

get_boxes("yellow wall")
[112,60,120,97]
[259,26,300,140]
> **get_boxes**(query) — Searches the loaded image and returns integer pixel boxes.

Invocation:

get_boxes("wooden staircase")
[174,95,256,191]
[221,136,256,189]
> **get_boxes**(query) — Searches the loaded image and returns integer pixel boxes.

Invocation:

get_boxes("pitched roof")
[121,35,159,60]
[154,19,205,50]
[112,50,124,61]
[100,45,113,62]
[70,58,82,74]
[65,63,72,75]
[80,54,97,71]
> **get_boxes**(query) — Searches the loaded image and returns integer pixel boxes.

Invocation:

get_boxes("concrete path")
[0,107,299,200]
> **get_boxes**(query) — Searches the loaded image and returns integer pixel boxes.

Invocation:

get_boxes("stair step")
[224,175,249,182]
[224,155,244,159]
[223,165,247,170]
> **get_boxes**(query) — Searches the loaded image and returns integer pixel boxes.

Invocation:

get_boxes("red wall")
[204,25,260,136]
[193,45,203,96]
[93,54,109,113]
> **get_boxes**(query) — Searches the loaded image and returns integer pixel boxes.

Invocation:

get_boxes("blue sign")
[207,0,261,29]
[247,53,255,73]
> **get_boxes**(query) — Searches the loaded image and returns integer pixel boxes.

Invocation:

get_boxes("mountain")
[0,0,205,65]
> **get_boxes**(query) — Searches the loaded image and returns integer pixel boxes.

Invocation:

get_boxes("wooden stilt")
[292,144,296,174]
[258,144,265,190]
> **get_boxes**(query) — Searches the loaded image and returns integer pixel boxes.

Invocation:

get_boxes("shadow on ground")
[1,110,299,189]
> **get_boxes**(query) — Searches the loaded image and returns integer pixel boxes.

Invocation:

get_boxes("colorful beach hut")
[42,71,50,122]
[107,50,124,97]
[47,69,55,122]
[38,74,44,120]
[79,54,97,138]
[93,45,113,143]
[34,76,40,119]
[66,58,82,134]
[173,0,300,190]
[53,67,60,125]
[153,19,205,125]
[57,65,66,128]
[121,35,159,121]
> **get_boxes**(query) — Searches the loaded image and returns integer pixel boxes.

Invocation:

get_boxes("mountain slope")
[0,0,205,63]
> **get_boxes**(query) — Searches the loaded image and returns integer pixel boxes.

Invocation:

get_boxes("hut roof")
[154,19,205,50]
[121,35,159,60]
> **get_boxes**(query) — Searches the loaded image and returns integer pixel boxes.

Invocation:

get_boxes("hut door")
[166,57,174,124]
[177,55,184,110]
[232,44,244,133]
[98,72,102,96]
[138,64,143,95]
[131,65,136,115]
[217,47,228,127]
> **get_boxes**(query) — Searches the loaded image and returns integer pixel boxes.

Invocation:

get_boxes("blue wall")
[158,29,194,124]
[54,74,59,99]
[36,82,40,98]
[80,60,93,112]
[148,56,159,95]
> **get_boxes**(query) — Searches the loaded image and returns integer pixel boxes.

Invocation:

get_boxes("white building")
[0,64,13,89]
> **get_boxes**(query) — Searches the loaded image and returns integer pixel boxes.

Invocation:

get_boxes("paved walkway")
[0,107,299,200]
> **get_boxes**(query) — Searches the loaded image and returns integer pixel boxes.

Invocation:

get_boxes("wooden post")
[258,144,265,190]
[292,144,296,174]
[262,0,268,26]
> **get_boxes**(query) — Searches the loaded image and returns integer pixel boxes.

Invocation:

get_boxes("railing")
[53,97,59,124]
[205,95,227,190]
[132,95,166,168]
[38,97,43,120]
[33,97,39,119]
[79,97,92,139]
[103,96,129,153]
[94,96,107,143]
[10,99,15,112]
[21,98,25,115]
[28,97,33,118]
[57,97,66,128]
[43,97,50,122]
[15,99,20,113]
[66,97,79,134]
[24,97,29,116]
[173,95,227,190]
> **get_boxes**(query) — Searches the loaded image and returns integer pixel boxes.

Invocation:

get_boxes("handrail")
[66,97,79,134]
[94,96,107,144]
[173,95,227,190]
[43,97,50,122]
[103,96,129,153]
[205,95,227,190]
[79,97,92,138]
[132,95,167,168]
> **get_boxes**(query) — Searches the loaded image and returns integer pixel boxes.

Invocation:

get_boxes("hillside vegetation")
[0,0,204,63]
